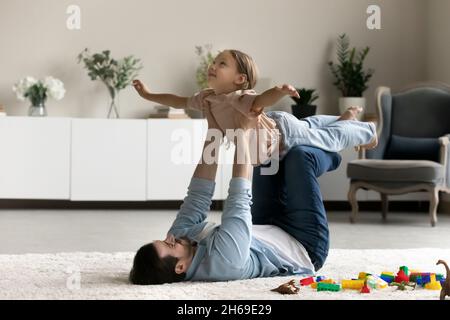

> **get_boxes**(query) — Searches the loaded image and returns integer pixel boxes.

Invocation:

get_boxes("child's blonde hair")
[227,49,259,90]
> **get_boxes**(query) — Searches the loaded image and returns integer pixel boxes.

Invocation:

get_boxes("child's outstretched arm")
[252,84,300,114]
[132,79,188,109]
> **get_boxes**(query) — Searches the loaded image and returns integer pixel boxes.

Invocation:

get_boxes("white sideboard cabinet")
[71,119,147,201]
[0,117,388,202]
[147,119,235,200]
[0,117,71,199]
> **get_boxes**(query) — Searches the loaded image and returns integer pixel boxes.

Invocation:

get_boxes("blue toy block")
[380,275,394,283]
[422,275,431,284]
[316,276,326,282]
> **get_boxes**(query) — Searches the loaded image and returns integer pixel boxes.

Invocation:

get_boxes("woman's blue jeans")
[251,145,342,271]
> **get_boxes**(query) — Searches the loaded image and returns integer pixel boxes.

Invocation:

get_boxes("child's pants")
[265,111,376,161]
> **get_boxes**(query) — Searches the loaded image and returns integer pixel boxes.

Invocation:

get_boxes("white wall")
[427,0,450,83]
[427,0,450,205]
[0,0,429,118]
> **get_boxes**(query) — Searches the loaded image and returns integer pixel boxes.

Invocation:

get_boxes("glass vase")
[28,102,47,117]
[107,87,120,119]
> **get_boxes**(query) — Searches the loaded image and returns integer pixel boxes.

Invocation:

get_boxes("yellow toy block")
[341,280,365,290]
[358,272,369,280]
[425,281,442,290]
[430,274,436,282]
[321,279,335,284]
[381,271,394,276]
[311,282,318,289]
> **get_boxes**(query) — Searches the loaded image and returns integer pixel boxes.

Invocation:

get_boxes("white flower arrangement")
[13,76,65,106]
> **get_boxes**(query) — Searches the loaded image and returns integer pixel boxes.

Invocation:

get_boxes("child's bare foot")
[338,106,363,121]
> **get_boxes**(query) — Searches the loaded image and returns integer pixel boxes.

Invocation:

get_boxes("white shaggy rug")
[0,248,449,300]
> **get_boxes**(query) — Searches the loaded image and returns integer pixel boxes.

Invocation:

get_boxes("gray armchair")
[347,83,450,226]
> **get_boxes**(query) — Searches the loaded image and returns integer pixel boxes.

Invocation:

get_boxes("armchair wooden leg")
[381,193,388,222]
[429,187,439,227]
[348,183,359,224]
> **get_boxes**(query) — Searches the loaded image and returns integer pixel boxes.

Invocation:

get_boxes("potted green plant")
[78,49,142,118]
[12,76,65,117]
[291,88,319,119]
[328,34,374,119]
[188,44,217,119]
[195,44,216,90]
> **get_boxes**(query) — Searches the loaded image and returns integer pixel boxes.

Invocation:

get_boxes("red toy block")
[300,277,315,286]
[394,270,409,283]
[361,284,371,293]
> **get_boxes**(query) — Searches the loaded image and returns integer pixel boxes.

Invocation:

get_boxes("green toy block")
[317,282,341,292]
[400,266,409,276]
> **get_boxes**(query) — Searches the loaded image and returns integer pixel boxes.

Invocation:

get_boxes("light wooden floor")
[0,210,450,254]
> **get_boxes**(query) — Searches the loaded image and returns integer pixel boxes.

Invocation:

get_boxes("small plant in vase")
[195,44,216,90]
[291,88,319,119]
[12,76,66,117]
[190,44,217,119]
[328,33,374,119]
[78,49,143,118]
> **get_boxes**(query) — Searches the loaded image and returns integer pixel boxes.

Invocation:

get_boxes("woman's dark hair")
[129,242,186,285]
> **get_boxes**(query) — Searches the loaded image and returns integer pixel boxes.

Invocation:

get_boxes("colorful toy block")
[311,279,335,289]
[300,277,315,286]
[295,266,445,295]
[317,282,341,292]
[425,281,442,290]
[394,270,409,283]
[360,284,371,293]
[422,274,431,284]
[358,272,372,280]
[364,275,387,289]
[380,273,395,284]
[341,280,365,290]
[366,276,377,289]
[409,274,419,283]
[399,266,409,276]
[315,276,326,282]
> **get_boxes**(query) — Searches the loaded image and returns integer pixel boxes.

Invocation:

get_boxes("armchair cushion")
[347,159,445,185]
[384,135,440,162]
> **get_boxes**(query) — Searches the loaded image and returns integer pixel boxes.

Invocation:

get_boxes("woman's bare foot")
[338,106,363,121]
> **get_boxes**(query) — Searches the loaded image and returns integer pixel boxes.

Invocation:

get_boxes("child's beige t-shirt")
[187,89,282,164]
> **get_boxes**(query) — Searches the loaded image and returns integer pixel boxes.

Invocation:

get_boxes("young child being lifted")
[133,49,377,165]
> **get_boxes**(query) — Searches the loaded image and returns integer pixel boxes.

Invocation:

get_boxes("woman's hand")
[132,79,151,98]
[275,84,300,98]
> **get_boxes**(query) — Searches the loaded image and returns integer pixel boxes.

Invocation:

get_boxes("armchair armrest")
[439,135,450,189]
